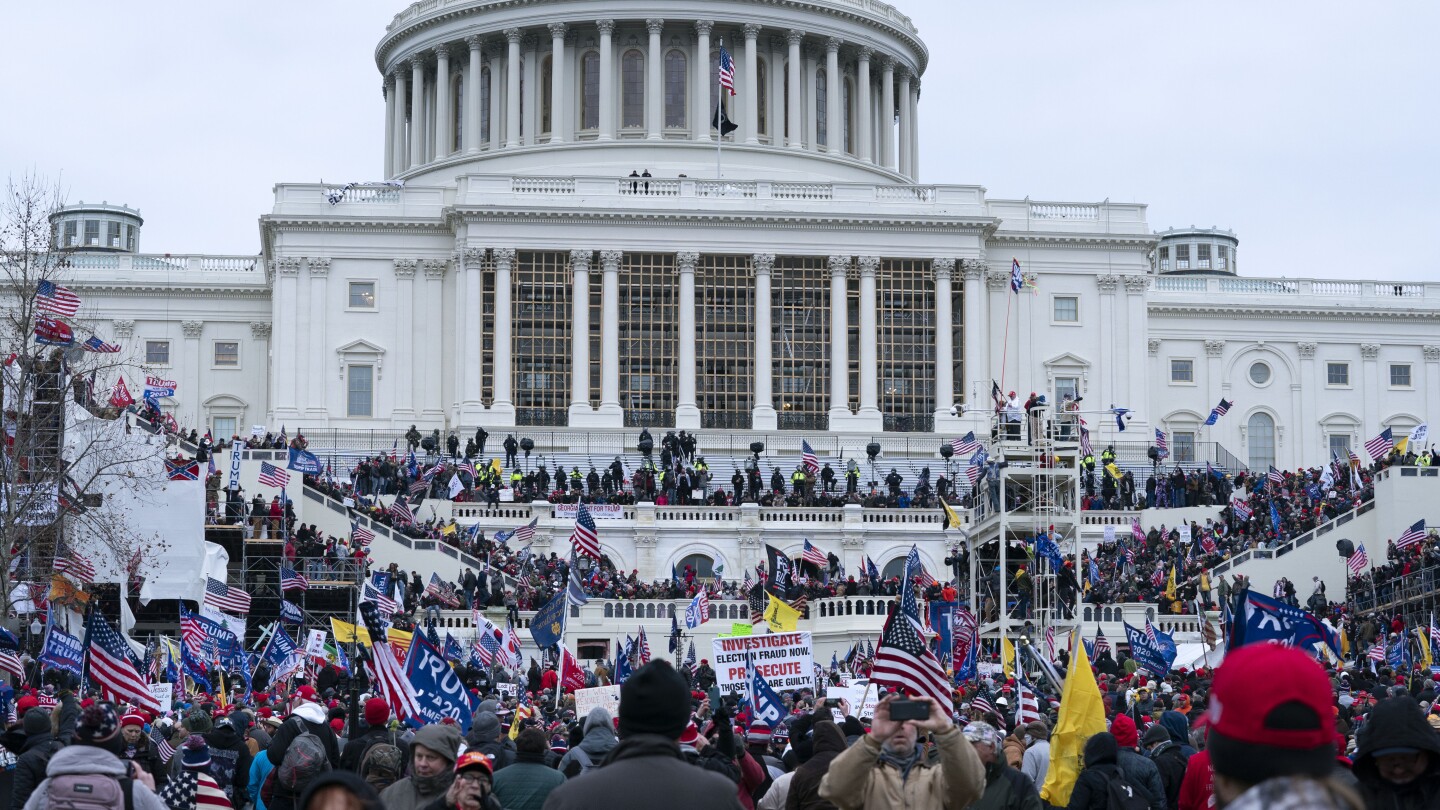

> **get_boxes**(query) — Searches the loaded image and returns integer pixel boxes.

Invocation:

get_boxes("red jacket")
[1178,748,1214,810]
[735,749,765,810]
[541,669,559,692]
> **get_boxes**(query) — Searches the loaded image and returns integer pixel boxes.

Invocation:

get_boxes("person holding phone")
[818,694,984,810]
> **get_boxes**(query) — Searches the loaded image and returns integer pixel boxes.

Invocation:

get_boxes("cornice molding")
[453,207,995,233]
[987,233,1158,250]
[1148,302,1440,321]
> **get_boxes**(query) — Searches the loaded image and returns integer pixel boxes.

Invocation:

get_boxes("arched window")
[881,557,906,580]
[581,51,599,130]
[816,69,828,147]
[678,553,714,578]
[480,66,491,142]
[757,59,769,135]
[1247,412,1276,470]
[664,49,687,128]
[843,76,854,155]
[452,73,464,152]
[622,50,645,128]
[541,56,553,135]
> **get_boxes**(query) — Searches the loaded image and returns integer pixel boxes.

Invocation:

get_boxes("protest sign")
[150,683,173,711]
[574,685,622,718]
[496,683,519,699]
[711,632,814,697]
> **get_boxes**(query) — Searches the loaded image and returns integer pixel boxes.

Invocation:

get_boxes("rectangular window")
[84,220,100,246]
[1158,246,1170,271]
[1197,244,1211,269]
[1328,434,1351,459]
[1390,363,1412,387]
[107,221,121,248]
[1053,295,1079,323]
[1173,431,1196,463]
[212,416,236,440]
[1170,359,1194,383]
[1055,376,1079,405]
[213,341,239,367]
[145,340,170,365]
[348,281,376,309]
[125,224,136,251]
[1217,245,1229,269]
[347,365,374,417]
[1175,244,1190,270]
[63,221,77,246]
[1327,362,1349,386]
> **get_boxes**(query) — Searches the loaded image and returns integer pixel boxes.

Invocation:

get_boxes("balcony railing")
[1154,275,1438,300]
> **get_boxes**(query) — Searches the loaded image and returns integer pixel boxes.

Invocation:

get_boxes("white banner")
[305,629,328,657]
[825,680,878,718]
[711,631,814,697]
[554,503,625,520]
[1103,525,1115,544]
[150,683,173,712]
[0,485,58,526]
[573,684,621,718]
[251,424,267,438]
[201,605,247,644]
[228,443,243,491]
[496,682,519,699]
[1178,524,1191,544]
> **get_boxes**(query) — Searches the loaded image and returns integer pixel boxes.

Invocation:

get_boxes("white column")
[752,254,777,429]
[392,72,408,173]
[488,44,503,149]
[434,46,451,157]
[455,250,473,418]
[828,255,850,421]
[963,261,991,409]
[598,250,623,419]
[825,38,842,154]
[306,258,331,419]
[769,37,786,144]
[909,80,921,178]
[1426,347,1440,429]
[879,58,895,171]
[409,58,426,168]
[857,256,880,421]
[646,19,664,139]
[465,37,482,152]
[804,48,819,152]
[491,248,516,420]
[896,69,912,177]
[856,49,872,163]
[394,259,417,417]
[522,37,538,145]
[743,25,761,144]
[933,259,956,422]
[676,252,701,428]
[549,23,567,143]
[786,31,803,149]
[463,251,482,410]
[383,77,396,177]
[423,259,447,421]
[1125,277,1149,431]
[597,20,615,141]
[694,21,712,142]
[272,258,300,420]
[504,29,522,148]
[181,320,204,429]
[569,249,592,414]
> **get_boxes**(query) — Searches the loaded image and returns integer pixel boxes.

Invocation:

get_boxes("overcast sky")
[5,1,1435,279]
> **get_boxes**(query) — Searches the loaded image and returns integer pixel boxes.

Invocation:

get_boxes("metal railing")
[1210,500,1376,578]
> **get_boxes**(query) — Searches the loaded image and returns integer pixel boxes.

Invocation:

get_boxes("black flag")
[765,543,791,597]
[712,103,738,136]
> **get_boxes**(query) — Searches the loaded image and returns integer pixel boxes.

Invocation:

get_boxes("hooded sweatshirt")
[378,724,463,810]
[558,708,619,778]
[20,745,170,810]
[1352,696,1440,810]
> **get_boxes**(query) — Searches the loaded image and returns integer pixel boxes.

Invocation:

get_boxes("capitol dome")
[373,0,929,184]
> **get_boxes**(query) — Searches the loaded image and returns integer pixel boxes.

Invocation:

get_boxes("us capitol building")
[56,0,1440,473]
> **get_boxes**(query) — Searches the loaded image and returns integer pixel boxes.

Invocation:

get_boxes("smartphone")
[889,699,931,722]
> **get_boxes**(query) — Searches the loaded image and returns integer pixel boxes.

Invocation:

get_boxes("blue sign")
[40,626,83,679]
[279,601,304,625]
[1123,622,1177,677]
[929,601,956,663]
[405,633,474,731]
[287,447,324,475]
[444,633,464,664]
[1228,590,1341,658]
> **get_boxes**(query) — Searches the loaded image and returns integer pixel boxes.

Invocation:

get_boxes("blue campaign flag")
[1034,532,1064,570]
[1123,622,1176,677]
[614,637,633,684]
[529,591,567,649]
[261,627,304,687]
[748,657,788,728]
[287,447,323,475]
[40,625,84,679]
[928,601,956,661]
[1229,589,1342,658]
[279,600,304,625]
[0,625,20,651]
[183,645,213,693]
[405,632,475,731]
[1270,500,1282,535]
[684,593,707,629]
[444,633,465,664]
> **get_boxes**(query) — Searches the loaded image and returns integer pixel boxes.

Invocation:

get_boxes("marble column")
[857,256,880,421]
[409,58,426,168]
[491,248,516,420]
[570,249,592,414]
[896,69,911,177]
[392,72,408,173]
[549,23,567,143]
[933,259,956,421]
[598,250,623,420]
[505,29,522,147]
[769,37,786,144]
[676,252,701,428]
[306,258,330,419]
[181,320,203,430]
[786,31,803,149]
[804,47,819,151]
[457,249,478,418]
[646,19,665,139]
[963,261,995,406]
[597,20,616,141]
[383,77,396,177]
[693,21,713,142]
[752,254,777,429]
[879,59,895,170]
[394,260,417,418]
[743,25,761,144]
[272,258,301,421]
[434,47,451,157]
[856,48,872,163]
[488,43,503,148]
[1360,343,1381,444]
[909,81,921,177]
[1124,275,1150,431]
[465,37,483,152]
[423,259,448,422]
[522,36,539,145]
[250,322,272,424]
[825,38,842,154]
[828,255,851,421]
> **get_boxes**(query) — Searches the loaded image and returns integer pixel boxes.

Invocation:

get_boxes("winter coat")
[338,726,403,775]
[1148,742,1188,810]
[1020,740,1050,788]
[970,759,1042,810]
[540,733,745,810]
[205,721,254,806]
[52,694,79,746]
[1116,748,1166,810]
[1352,695,1440,810]
[491,751,566,810]
[264,702,342,810]
[818,726,985,810]
[557,723,617,778]
[380,773,454,810]
[1067,762,1122,810]
[787,716,847,810]
[20,745,169,810]
[1225,776,1364,810]
[470,737,517,773]
[249,751,274,810]
[12,730,63,809]
[1002,736,1024,769]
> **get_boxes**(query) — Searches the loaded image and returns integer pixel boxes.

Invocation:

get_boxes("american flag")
[85,614,160,712]
[1150,567,1164,589]
[280,565,308,591]
[1396,519,1427,550]
[1094,628,1111,656]
[359,602,421,722]
[1079,422,1093,457]
[0,649,23,682]
[1154,429,1169,459]
[181,609,206,658]
[1364,428,1394,461]
[1349,449,1361,469]
[965,464,982,487]
[257,462,290,488]
[152,723,175,764]
[1144,620,1160,645]
[684,640,697,672]
[1205,398,1233,425]
[1429,614,1440,650]
[636,626,651,665]
[748,583,767,624]
[873,606,953,709]
[717,44,735,95]
[570,503,601,560]
[408,480,428,498]
[1267,466,1284,486]
[1367,643,1385,662]
[1015,678,1043,726]
[54,546,95,584]
[457,460,478,479]
[204,576,252,613]
[389,497,414,524]
[800,440,819,474]
[801,539,827,567]
[512,517,538,545]
[1231,499,1253,521]
[1347,544,1369,576]
[1045,626,1056,660]
[35,280,81,317]
[952,431,982,457]
[81,336,121,353]
[969,683,999,722]
[351,521,375,548]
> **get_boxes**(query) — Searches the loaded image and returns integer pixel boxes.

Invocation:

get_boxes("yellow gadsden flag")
[940,498,964,532]
[1040,628,1108,807]
[1001,635,1016,680]
[329,617,372,646]
[1165,566,1178,601]
[764,592,802,632]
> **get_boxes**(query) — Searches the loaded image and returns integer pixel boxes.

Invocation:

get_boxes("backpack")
[567,746,598,777]
[277,718,332,792]
[358,733,403,792]
[1105,772,1150,810]
[45,773,134,810]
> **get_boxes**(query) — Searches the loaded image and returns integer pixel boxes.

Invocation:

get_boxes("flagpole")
[554,607,568,713]
[715,39,725,180]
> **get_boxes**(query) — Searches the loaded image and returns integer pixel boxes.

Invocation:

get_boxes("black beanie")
[618,660,691,739]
